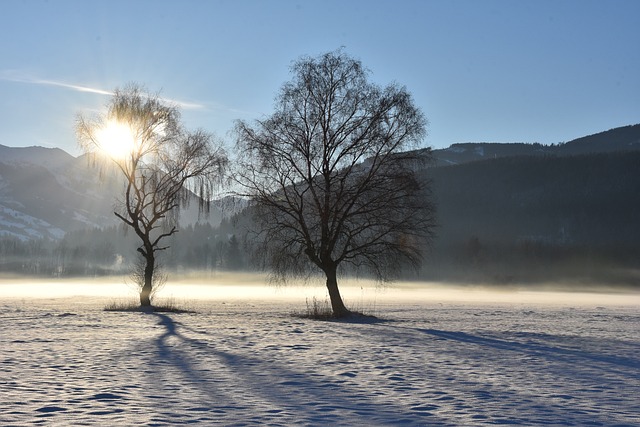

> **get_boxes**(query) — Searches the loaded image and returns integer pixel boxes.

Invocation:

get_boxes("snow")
[0,204,65,240]
[446,146,467,154]
[1,277,639,426]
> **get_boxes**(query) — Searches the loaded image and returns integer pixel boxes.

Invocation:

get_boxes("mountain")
[0,145,224,241]
[203,123,639,285]
[424,151,640,268]
[419,124,640,284]
[2,123,639,242]
[431,123,640,166]
[0,145,115,240]
[0,144,75,169]
[2,123,640,283]
[556,124,640,155]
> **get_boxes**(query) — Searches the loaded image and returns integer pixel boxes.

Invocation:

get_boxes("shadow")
[417,328,640,373]
[147,312,453,426]
[154,312,178,335]
[151,312,207,375]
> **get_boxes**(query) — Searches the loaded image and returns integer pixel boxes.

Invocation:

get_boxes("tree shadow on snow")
[148,312,452,426]
[417,328,640,374]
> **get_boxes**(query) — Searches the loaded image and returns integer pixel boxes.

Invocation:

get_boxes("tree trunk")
[140,254,154,307]
[325,265,350,318]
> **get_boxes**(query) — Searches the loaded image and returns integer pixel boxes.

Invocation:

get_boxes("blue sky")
[1,0,638,155]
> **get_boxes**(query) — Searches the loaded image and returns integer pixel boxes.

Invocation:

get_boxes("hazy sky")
[1,0,638,155]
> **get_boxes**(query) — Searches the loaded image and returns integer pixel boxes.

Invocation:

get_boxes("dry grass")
[292,296,335,320]
[292,296,381,322]
[104,297,195,313]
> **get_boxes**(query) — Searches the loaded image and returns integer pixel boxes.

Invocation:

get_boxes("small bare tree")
[128,256,167,305]
[77,83,227,307]
[235,50,436,318]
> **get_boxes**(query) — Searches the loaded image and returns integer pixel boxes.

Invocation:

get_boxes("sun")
[95,120,137,159]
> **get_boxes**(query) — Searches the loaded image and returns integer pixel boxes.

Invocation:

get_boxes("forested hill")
[422,124,640,284]
[556,123,640,155]
[1,124,640,284]
[431,123,640,166]
[423,151,640,284]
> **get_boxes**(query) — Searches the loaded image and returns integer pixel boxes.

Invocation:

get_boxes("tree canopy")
[235,50,436,317]
[76,83,228,306]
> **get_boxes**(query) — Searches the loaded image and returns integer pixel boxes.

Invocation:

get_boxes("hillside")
[0,145,117,240]
[0,145,224,241]
[423,151,640,284]
[1,124,639,283]
[431,123,640,166]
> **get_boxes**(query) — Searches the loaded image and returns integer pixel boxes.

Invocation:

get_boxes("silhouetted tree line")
[0,220,250,277]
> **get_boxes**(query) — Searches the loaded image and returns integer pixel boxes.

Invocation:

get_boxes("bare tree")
[235,50,436,318]
[77,84,227,307]
[128,255,167,304]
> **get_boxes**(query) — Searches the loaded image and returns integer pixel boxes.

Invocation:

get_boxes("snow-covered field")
[1,276,639,426]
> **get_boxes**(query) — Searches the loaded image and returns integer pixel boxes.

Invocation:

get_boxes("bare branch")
[234,50,435,317]
[76,82,228,306]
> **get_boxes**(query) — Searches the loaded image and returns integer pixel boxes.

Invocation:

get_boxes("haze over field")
[1,275,639,308]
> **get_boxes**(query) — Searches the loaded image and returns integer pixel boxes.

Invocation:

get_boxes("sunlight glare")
[96,120,137,159]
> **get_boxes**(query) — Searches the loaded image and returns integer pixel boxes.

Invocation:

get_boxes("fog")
[1,273,638,309]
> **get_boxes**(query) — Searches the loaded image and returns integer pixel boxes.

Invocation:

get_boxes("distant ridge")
[431,123,640,166]
[0,144,75,170]
[2,124,640,284]
[0,144,225,241]
[1,123,639,241]
[556,124,640,155]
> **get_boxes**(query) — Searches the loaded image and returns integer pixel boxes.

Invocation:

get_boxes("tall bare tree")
[235,51,436,318]
[77,84,227,307]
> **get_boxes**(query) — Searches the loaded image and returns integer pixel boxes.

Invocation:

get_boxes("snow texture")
[1,284,639,426]
[0,205,65,241]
